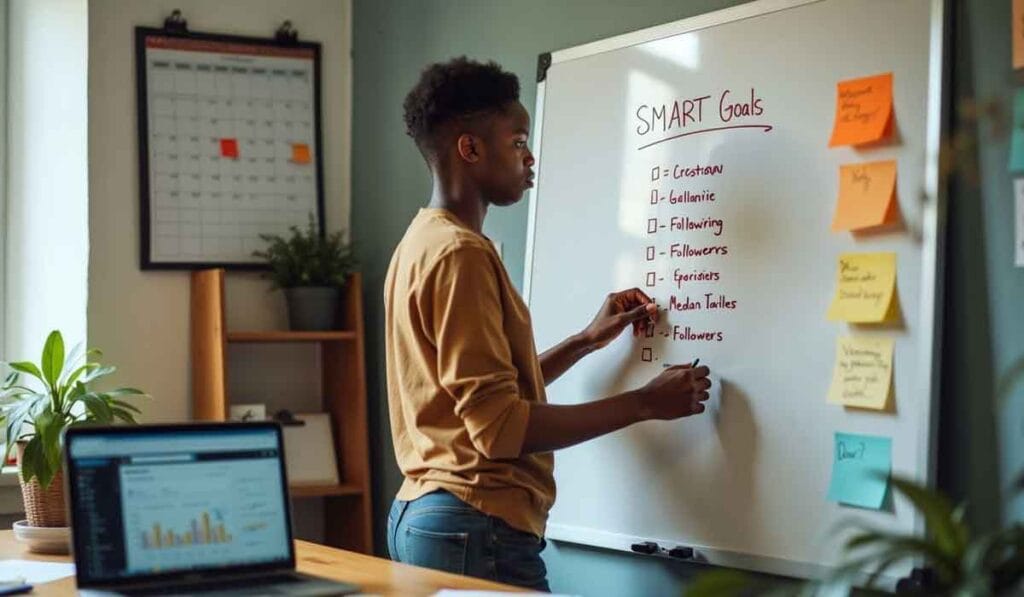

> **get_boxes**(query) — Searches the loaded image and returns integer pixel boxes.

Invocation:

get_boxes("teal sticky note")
[827,432,891,509]
[1010,89,1024,172]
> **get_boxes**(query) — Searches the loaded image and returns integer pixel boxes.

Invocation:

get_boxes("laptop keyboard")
[123,573,344,596]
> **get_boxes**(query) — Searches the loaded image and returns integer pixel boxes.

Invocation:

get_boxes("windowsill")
[0,468,25,517]
[0,467,19,486]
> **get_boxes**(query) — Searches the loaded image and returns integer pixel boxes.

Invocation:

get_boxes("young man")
[385,57,712,591]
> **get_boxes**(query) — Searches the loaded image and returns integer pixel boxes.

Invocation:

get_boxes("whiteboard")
[524,0,945,581]
[136,29,324,269]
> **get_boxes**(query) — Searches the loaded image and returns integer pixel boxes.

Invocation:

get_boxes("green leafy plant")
[0,330,147,489]
[686,475,1024,596]
[819,476,1024,596]
[252,214,357,290]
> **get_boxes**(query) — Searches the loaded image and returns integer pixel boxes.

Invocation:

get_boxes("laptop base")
[80,571,359,596]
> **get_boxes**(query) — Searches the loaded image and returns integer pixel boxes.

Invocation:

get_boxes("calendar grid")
[137,29,324,269]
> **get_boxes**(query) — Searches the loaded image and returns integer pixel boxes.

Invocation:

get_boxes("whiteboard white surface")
[524,0,945,580]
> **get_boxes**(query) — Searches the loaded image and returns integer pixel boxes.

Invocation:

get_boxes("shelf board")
[227,330,357,343]
[289,482,364,498]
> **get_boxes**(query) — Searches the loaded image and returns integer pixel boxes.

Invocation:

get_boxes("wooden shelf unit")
[190,269,373,554]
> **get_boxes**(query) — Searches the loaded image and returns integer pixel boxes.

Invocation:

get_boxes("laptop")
[64,422,360,596]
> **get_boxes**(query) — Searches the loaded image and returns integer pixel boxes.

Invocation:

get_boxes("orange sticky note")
[828,73,893,147]
[291,143,311,164]
[832,160,899,232]
[219,138,239,159]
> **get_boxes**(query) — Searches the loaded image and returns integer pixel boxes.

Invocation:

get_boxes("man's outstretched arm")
[521,365,711,455]
[539,289,658,385]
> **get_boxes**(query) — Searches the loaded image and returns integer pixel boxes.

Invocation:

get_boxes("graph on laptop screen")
[68,428,292,580]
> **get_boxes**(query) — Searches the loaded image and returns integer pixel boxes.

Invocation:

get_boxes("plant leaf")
[887,475,967,558]
[3,397,40,460]
[100,387,146,398]
[6,362,44,383]
[110,408,136,424]
[80,394,113,424]
[80,365,116,385]
[61,362,99,393]
[40,330,65,390]
[19,434,58,489]
[845,529,957,575]
[34,409,63,483]
[110,399,142,414]
[685,570,756,597]
[60,341,84,385]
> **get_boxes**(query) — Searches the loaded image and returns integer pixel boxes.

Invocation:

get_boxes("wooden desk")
[0,531,521,595]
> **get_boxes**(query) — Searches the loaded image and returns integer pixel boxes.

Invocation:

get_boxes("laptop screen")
[66,424,294,585]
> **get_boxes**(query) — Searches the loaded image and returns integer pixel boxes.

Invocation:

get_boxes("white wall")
[5,0,89,362]
[87,0,352,421]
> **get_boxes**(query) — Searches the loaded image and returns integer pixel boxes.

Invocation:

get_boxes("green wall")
[351,1,1022,594]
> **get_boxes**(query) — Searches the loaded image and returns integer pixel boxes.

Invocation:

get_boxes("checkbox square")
[641,348,653,362]
[645,272,656,287]
[651,166,660,182]
[645,246,655,261]
[650,190,659,205]
[647,218,658,234]
[644,325,655,338]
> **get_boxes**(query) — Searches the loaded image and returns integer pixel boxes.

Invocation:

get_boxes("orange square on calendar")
[291,143,312,164]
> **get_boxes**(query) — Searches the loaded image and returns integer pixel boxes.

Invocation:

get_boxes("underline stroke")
[637,124,774,151]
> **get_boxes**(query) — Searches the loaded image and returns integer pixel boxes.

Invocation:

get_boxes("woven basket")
[16,443,67,528]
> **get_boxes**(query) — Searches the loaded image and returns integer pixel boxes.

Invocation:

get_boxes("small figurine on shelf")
[253,214,358,331]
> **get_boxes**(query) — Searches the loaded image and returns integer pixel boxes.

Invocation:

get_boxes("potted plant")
[687,475,1024,596]
[253,215,358,331]
[0,330,146,550]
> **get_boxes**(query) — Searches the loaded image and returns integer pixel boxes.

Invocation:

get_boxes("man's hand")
[521,363,713,455]
[581,288,659,350]
[635,364,711,420]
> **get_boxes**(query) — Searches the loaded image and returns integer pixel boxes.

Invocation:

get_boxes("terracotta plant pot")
[16,442,67,528]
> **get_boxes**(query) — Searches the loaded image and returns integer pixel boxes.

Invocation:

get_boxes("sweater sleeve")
[418,245,530,460]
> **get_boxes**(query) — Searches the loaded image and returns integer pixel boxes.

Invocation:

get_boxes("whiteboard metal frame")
[524,0,949,582]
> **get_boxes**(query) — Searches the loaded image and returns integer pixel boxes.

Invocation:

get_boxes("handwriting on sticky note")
[826,252,899,323]
[292,143,312,164]
[828,73,893,147]
[828,336,894,410]
[828,432,891,509]
[832,161,899,232]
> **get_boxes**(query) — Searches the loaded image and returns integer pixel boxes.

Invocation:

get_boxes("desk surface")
[0,531,521,595]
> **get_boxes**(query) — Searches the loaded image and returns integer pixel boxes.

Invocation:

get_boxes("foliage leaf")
[40,330,65,390]
[0,330,148,490]
[6,362,44,383]
[252,213,357,290]
[887,475,968,557]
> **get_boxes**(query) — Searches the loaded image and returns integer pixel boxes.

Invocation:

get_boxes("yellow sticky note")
[832,161,899,232]
[826,252,900,323]
[291,143,312,164]
[827,336,894,410]
[828,73,893,147]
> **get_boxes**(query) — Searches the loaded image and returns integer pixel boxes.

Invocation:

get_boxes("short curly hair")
[403,57,520,159]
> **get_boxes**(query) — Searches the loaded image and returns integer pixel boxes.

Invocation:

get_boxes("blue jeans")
[387,490,550,592]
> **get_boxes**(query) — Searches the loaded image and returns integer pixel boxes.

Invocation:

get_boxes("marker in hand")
[662,358,700,369]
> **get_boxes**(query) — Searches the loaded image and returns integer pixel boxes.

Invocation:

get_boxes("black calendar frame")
[136,26,325,270]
